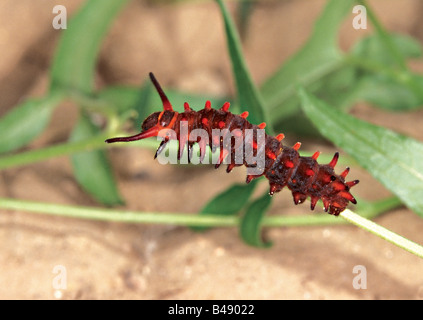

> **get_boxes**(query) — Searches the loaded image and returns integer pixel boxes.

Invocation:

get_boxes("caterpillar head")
[142,110,177,132]
[141,112,161,131]
[105,72,176,144]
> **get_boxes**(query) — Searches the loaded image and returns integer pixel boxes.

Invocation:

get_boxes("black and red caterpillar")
[106,73,359,215]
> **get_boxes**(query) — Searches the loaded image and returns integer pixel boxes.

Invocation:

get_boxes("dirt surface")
[1,0,423,300]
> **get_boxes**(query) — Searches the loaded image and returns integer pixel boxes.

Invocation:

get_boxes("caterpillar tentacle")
[105,73,359,216]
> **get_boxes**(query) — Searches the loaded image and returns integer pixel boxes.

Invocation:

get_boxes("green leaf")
[269,33,423,134]
[193,179,259,232]
[132,81,153,127]
[240,191,273,248]
[236,0,254,41]
[50,0,130,94]
[96,86,147,115]
[216,0,271,131]
[260,0,354,120]
[352,33,422,63]
[346,33,423,111]
[70,112,124,206]
[347,75,423,111]
[0,93,63,154]
[358,0,408,70]
[298,87,423,217]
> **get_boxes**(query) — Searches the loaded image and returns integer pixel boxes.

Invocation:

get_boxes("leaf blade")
[216,0,271,131]
[240,191,273,248]
[50,0,130,94]
[70,113,124,206]
[0,94,63,154]
[260,0,354,120]
[298,87,423,217]
[192,179,259,232]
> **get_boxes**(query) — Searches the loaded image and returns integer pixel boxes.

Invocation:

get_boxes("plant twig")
[0,134,160,170]
[0,197,422,258]
[340,209,423,258]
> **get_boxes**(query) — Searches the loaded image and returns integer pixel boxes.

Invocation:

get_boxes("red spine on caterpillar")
[106,73,359,215]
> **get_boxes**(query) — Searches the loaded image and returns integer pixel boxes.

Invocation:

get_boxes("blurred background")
[1,0,423,299]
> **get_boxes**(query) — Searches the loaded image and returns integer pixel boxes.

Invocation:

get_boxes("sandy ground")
[1,0,423,300]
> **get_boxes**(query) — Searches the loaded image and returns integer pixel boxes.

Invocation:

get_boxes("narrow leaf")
[0,93,63,154]
[240,191,273,248]
[260,0,354,120]
[352,33,422,64]
[358,0,407,70]
[216,0,271,131]
[298,87,423,217]
[96,86,147,115]
[347,75,423,111]
[70,113,124,206]
[50,0,130,94]
[192,179,259,231]
[348,33,423,111]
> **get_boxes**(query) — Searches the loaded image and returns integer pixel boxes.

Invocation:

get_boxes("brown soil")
[1,0,423,300]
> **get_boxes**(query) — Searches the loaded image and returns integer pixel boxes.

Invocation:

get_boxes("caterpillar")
[106,72,359,215]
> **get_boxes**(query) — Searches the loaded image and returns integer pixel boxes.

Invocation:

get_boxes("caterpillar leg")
[154,137,170,159]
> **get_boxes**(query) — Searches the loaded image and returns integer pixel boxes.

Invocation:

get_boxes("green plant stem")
[0,198,238,226]
[0,133,162,171]
[0,134,110,170]
[0,197,422,258]
[340,209,423,258]
[0,197,352,227]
